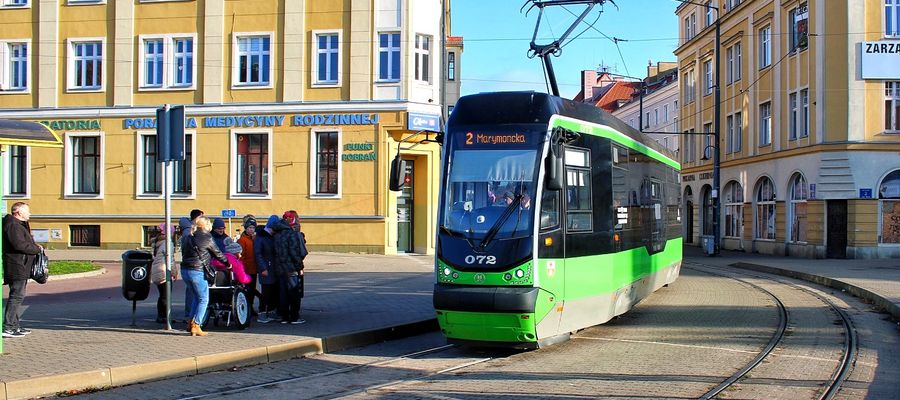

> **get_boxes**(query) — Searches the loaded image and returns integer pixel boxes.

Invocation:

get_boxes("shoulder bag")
[188,234,216,284]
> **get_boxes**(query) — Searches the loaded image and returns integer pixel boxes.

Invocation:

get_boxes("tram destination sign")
[459,131,536,149]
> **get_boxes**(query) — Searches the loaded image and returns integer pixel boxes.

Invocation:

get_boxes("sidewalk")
[0,251,437,400]
[1,247,898,400]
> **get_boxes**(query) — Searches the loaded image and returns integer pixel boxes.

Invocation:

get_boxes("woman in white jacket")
[150,223,177,323]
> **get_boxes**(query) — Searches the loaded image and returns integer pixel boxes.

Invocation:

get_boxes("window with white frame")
[733,42,742,81]
[789,91,798,140]
[137,132,194,196]
[414,34,431,83]
[0,41,28,91]
[705,2,713,27]
[726,42,741,84]
[312,130,340,196]
[683,129,696,163]
[879,169,900,243]
[789,173,808,242]
[703,123,713,160]
[448,52,456,81]
[724,181,743,238]
[1,0,28,6]
[886,82,900,131]
[4,145,28,197]
[759,101,771,146]
[703,60,713,95]
[65,133,103,196]
[140,36,195,89]
[663,104,669,122]
[684,69,696,104]
[755,177,776,240]
[789,2,809,51]
[654,108,659,126]
[733,111,742,152]
[800,88,809,137]
[726,114,734,153]
[234,35,271,87]
[314,31,340,85]
[759,26,771,68]
[684,13,697,42]
[233,132,269,195]
[378,32,400,81]
[69,40,103,90]
[888,0,900,37]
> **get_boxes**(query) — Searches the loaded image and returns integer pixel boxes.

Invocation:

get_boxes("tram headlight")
[443,267,451,276]
[515,269,525,278]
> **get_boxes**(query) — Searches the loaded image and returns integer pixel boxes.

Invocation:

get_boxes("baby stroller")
[199,266,251,330]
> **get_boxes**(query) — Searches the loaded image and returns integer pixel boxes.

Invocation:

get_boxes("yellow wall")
[848,200,879,246]
[133,0,202,106]
[806,200,824,245]
[304,0,350,101]
[222,0,282,103]
[0,6,34,108]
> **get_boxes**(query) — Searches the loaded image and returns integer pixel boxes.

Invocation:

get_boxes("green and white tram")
[430,91,682,348]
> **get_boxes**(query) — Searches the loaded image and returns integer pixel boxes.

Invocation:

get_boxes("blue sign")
[809,184,816,199]
[859,188,873,199]
[221,209,237,218]
[407,112,441,132]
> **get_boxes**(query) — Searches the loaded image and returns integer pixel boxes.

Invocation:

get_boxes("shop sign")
[682,174,695,182]
[205,115,285,128]
[124,118,198,129]
[125,113,381,130]
[699,172,713,180]
[40,119,101,130]
[293,113,380,126]
[860,41,900,79]
[342,142,376,161]
[407,112,441,132]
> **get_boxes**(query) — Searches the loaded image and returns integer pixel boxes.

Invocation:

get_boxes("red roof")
[591,81,641,112]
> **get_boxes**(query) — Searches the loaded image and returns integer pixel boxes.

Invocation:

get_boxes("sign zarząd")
[860,41,900,79]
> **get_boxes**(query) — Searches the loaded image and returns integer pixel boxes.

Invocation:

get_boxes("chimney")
[581,70,597,101]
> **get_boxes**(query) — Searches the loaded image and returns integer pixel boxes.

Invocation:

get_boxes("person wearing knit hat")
[210,218,231,255]
[254,215,282,323]
[242,214,257,228]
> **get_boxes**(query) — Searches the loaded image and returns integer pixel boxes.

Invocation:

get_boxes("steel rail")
[690,262,858,400]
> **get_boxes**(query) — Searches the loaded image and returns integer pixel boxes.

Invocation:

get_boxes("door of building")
[685,200,694,244]
[397,161,414,253]
[826,200,848,259]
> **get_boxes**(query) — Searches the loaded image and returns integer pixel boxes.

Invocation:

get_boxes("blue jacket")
[254,228,277,285]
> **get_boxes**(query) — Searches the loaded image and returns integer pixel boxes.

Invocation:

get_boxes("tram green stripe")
[550,116,681,170]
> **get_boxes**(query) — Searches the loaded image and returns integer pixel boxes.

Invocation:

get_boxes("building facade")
[0,0,459,254]
[612,62,681,154]
[675,0,900,258]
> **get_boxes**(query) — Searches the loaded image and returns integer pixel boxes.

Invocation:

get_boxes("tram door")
[397,162,414,252]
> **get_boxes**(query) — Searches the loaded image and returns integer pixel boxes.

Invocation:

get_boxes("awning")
[0,119,63,148]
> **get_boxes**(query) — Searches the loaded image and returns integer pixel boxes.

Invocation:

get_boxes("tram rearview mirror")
[545,149,564,191]
[389,155,406,191]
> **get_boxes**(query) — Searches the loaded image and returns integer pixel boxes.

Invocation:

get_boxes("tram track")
[686,262,858,400]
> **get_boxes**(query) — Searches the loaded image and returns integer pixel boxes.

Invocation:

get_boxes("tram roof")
[449,91,677,162]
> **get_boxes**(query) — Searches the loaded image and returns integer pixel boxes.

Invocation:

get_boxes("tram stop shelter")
[0,119,63,354]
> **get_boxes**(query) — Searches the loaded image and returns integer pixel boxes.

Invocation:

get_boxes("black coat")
[3,214,41,282]
[272,220,307,277]
[180,230,228,270]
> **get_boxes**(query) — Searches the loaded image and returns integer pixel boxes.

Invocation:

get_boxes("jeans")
[3,279,27,331]
[181,268,209,324]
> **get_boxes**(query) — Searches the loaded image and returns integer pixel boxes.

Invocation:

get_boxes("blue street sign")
[221,209,237,218]
[859,188,873,199]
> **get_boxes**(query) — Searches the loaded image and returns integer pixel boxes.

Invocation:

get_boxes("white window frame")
[800,88,809,138]
[759,26,771,68]
[733,111,742,152]
[888,0,900,37]
[2,145,30,198]
[788,173,808,243]
[726,45,734,84]
[759,101,772,146]
[726,114,734,153]
[138,34,197,91]
[654,108,659,126]
[1,0,30,8]
[663,104,669,122]
[705,2,714,27]
[414,33,432,84]
[64,131,105,199]
[66,38,106,92]
[886,82,900,133]
[135,131,196,199]
[878,169,900,244]
[309,128,343,199]
[733,42,742,81]
[0,39,31,93]
[789,91,798,140]
[755,177,776,240]
[724,181,743,238]
[684,69,696,104]
[377,31,401,83]
[311,29,342,87]
[789,2,809,52]
[448,51,456,81]
[703,122,713,160]
[231,32,274,89]
[229,128,273,199]
[703,59,713,95]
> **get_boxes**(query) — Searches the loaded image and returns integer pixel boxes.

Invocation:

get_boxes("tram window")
[612,145,628,168]
[540,191,559,230]
[566,165,593,232]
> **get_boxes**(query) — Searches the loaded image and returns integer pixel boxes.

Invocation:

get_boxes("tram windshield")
[442,149,539,242]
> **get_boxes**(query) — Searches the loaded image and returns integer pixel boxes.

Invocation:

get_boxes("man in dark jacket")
[254,215,280,323]
[272,214,307,324]
[3,202,42,338]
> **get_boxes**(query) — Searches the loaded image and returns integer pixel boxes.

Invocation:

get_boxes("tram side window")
[540,191,559,230]
[565,147,593,232]
[612,145,629,228]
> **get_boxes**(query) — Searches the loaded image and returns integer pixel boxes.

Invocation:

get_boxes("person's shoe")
[16,328,32,335]
[189,320,208,337]
[290,319,306,325]
[257,315,271,324]
[280,319,289,324]
[2,329,25,338]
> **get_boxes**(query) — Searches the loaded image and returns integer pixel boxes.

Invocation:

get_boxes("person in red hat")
[273,210,308,324]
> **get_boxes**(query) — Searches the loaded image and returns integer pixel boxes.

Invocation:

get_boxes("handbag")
[31,250,49,284]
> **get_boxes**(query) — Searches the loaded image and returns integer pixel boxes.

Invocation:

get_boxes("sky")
[451,0,683,99]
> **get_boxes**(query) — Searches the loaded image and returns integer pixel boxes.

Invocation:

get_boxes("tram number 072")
[465,255,496,265]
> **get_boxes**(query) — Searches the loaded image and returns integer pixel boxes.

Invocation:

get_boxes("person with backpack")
[272,210,308,324]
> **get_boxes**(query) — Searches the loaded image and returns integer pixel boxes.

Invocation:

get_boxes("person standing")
[273,211,307,324]
[237,217,258,315]
[150,223,177,323]
[254,215,280,323]
[2,202,42,338]
[180,216,229,336]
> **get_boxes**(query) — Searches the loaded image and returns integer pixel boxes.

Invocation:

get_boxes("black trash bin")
[122,250,152,301]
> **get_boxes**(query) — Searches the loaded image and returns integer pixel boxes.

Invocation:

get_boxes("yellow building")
[675,0,900,258]
[0,0,461,254]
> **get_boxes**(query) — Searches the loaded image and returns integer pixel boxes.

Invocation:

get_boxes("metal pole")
[164,161,173,330]
[0,147,5,353]
[712,12,722,255]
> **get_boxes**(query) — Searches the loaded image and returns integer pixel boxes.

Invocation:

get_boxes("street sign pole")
[1,147,5,353]
[157,103,185,331]
[164,159,173,331]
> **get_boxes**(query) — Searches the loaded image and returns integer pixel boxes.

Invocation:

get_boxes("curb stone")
[48,267,107,282]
